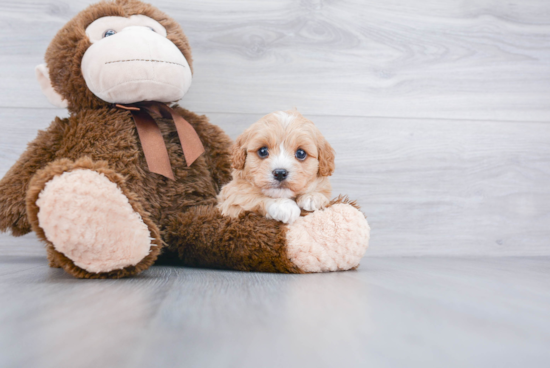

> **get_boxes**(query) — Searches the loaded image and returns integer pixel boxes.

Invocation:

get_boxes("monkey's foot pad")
[286,203,370,272]
[36,169,153,273]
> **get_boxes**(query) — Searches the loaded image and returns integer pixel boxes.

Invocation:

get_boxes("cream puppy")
[217,110,335,224]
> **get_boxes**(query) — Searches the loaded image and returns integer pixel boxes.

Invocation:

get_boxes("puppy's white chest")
[261,187,295,199]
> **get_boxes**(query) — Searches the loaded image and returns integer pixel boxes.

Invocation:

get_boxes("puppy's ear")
[318,136,335,177]
[231,133,248,170]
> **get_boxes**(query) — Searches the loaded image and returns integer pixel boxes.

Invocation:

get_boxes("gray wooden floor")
[2,243,550,368]
[1,0,550,367]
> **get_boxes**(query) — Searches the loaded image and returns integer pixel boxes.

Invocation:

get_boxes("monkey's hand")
[0,125,62,237]
[0,178,31,236]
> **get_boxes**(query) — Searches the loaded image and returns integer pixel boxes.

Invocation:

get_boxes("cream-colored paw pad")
[36,169,153,273]
[286,204,370,272]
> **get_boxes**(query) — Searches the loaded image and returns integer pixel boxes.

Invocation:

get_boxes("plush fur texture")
[44,0,194,113]
[26,157,163,279]
[286,196,370,272]
[217,110,334,224]
[36,169,154,273]
[0,0,370,278]
[81,17,193,104]
[162,205,302,273]
[8,102,234,278]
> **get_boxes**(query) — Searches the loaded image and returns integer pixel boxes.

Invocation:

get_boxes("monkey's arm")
[0,121,63,236]
[163,204,303,273]
[162,196,370,273]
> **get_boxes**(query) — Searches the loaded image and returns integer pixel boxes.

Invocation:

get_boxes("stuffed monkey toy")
[0,0,370,278]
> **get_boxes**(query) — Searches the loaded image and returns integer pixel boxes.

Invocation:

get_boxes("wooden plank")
[0,260,177,368]
[0,257,549,367]
[1,108,549,256]
[1,0,550,121]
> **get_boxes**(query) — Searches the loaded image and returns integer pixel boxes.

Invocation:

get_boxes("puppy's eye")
[258,147,269,158]
[148,26,156,32]
[295,148,307,161]
[103,29,117,38]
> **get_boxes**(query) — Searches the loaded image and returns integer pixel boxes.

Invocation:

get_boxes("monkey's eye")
[103,29,117,38]
[257,147,269,158]
[295,148,307,161]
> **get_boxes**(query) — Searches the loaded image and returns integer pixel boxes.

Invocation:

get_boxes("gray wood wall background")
[0,0,549,257]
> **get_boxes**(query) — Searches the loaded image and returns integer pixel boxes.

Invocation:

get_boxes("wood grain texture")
[1,2,550,366]
[0,254,549,368]
[1,0,550,120]
[2,108,548,256]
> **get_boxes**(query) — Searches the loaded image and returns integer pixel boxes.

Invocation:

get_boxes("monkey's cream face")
[81,15,192,104]
[237,111,325,199]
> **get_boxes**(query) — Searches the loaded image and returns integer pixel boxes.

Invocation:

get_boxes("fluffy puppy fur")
[217,110,335,224]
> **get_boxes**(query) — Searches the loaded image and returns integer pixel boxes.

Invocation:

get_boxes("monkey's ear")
[35,64,68,108]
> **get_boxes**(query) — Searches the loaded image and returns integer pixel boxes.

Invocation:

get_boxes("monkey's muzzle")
[81,26,192,104]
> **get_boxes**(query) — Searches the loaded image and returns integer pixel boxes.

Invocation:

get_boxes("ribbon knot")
[116,102,205,180]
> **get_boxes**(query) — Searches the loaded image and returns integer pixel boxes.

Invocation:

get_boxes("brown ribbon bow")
[116,101,205,180]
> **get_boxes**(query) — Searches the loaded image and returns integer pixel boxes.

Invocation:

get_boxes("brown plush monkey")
[0,0,370,278]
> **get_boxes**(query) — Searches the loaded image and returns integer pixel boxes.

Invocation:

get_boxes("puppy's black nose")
[273,169,288,182]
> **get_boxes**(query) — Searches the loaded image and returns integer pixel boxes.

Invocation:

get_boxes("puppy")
[217,110,335,224]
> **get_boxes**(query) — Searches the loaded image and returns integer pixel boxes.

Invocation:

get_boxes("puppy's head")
[232,110,335,198]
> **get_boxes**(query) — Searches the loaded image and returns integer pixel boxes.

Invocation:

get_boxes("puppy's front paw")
[297,192,329,211]
[267,199,301,224]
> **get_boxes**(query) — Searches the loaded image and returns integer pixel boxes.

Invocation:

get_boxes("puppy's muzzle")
[273,169,288,182]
